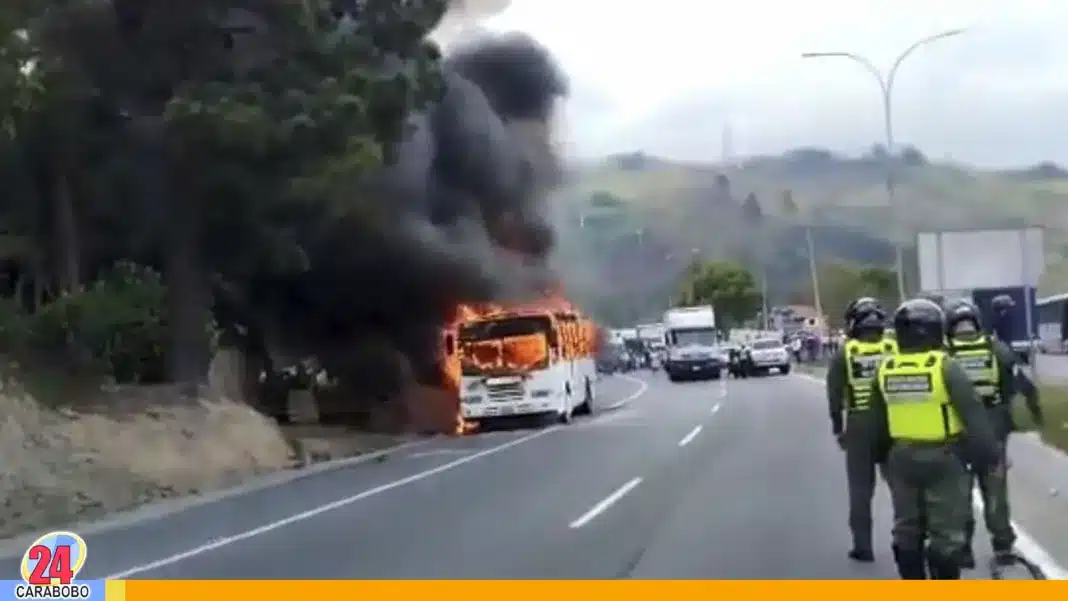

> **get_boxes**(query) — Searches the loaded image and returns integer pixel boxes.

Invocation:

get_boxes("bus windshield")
[459,316,553,375]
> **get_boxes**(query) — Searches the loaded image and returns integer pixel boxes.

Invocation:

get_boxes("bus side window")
[546,328,559,350]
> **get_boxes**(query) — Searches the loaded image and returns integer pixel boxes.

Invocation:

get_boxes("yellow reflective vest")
[877,350,963,441]
[882,330,898,353]
[948,335,1001,405]
[844,339,893,410]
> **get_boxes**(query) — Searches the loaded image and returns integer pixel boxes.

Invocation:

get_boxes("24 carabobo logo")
[16,531,90,599]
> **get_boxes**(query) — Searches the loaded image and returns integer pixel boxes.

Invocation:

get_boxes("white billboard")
[917,227,1045,291]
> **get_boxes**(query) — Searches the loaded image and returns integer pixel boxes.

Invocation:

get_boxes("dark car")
[596,344,628,374]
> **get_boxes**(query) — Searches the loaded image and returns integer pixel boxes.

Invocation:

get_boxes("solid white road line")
[604,373,650,410]
[678,425,703,447]
[568,477,643,529]
[970,490,1068,579]
[794,373,1068,579]
[104,427,559,579]
[103,373,658,579]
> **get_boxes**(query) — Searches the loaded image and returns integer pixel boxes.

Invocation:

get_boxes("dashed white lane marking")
[103,427,558,579]
[604,373,650,410]
[794,371,1068,579]
[711,402,721,415]
[678,425,703,447]
[103,373,656,579]
[569,477,643,529]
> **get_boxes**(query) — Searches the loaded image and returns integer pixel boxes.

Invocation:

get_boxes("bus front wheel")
[575,377,594,416]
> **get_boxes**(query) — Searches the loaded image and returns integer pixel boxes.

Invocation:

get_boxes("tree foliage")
[792,263,897,327]
[0,0,450,393]
[678,260,760,328]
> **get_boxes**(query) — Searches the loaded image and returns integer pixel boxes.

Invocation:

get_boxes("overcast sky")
[480,0,1068,167]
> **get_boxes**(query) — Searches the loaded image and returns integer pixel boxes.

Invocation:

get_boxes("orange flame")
[439,289,597,435]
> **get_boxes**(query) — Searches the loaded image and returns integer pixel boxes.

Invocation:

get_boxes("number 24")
[27,545,74,585]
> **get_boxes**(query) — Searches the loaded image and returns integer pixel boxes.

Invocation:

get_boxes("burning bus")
[456,304,596,425]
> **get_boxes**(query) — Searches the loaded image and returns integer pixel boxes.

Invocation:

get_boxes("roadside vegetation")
[1019,385,1068,454]
[0,0,455,538]
[559,148,1068,325]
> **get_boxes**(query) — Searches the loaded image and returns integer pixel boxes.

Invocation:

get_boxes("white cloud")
[483,0,1068,166]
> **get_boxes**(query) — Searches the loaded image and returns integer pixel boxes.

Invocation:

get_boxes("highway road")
[5,372,1064,579]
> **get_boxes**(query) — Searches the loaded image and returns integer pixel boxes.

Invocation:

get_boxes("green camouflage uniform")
[870,355,1001,578]
[949,335,1044,557]
[825,334,892,555]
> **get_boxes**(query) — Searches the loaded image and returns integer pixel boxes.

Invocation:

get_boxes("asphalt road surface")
[8,372,1062,579]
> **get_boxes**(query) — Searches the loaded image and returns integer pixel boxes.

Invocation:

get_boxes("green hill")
[555,148,1068,306]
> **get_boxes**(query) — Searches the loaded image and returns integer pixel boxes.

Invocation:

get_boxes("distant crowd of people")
[786,331,844,363]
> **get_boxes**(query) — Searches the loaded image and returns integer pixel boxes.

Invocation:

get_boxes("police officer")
[989,294,1015,345]
[944,298,1045,568]
[825,297,893,562]
[869,298,1002,579]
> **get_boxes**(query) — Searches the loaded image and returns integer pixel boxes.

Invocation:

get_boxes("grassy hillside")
[557,149,1068,299]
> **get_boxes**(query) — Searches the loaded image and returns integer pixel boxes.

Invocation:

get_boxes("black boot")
[926,551,962,580]
[848,548,875,562]
[992,542,1016,567]
[892,545,927,579]
[958,543,976,569]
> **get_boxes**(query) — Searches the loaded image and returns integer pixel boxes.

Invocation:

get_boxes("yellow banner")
[116,580,1064,600]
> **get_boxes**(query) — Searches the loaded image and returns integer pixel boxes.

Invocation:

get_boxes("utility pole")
[805,225,824,329]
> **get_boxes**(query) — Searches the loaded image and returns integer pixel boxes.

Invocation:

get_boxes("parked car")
[747,338,791,376]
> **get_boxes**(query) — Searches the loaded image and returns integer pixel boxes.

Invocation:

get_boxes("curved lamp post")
[802,28,966,302]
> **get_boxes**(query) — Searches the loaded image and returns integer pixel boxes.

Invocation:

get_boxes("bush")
[27,261,216,384]
[1020,386,1068,453]
[0,297,31,352]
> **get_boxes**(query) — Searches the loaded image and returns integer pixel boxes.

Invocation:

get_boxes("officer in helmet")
[868,298,1001,579]
[945,298,1044,568]
[988,294,1031,364]
[825,297,894,562]
[989,293,1015,341]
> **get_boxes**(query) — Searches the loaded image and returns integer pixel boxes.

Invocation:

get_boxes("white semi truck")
[662,305,724,381]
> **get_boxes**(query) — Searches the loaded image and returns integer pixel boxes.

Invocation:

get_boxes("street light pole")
[802,28,966,303]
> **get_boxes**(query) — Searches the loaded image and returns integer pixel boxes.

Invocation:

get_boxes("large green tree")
[680,259,761,328]
[792,263,897,327]
[0,0,447,391]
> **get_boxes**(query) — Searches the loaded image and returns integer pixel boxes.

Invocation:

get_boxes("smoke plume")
[252,0,569,405]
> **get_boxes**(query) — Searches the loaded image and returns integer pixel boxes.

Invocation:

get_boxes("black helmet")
[892,298,945,353]
[945,298,982,334]
[845,297,885,337]
[992,294,1015,313]
[844,296,878,322]
[914,292,946,309]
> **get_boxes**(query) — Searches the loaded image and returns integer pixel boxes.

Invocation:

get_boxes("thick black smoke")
[248,28,570,402]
